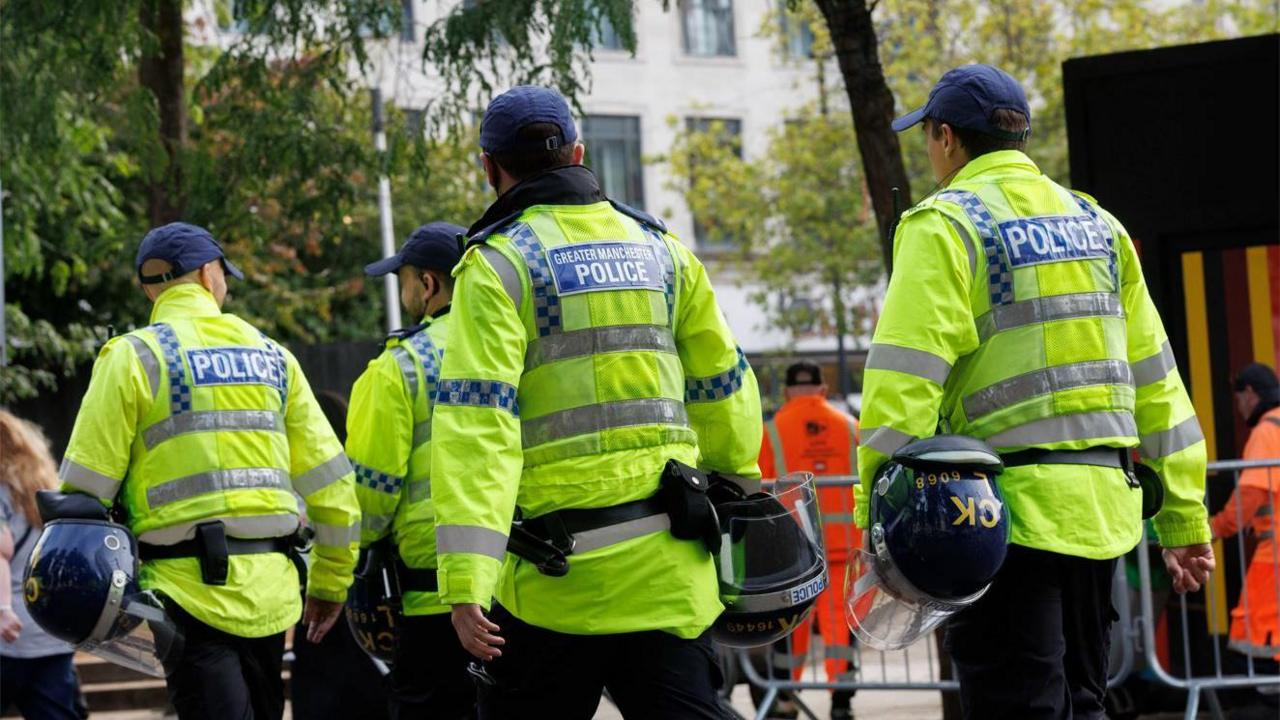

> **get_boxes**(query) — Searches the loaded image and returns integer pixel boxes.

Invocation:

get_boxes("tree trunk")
[812,0,912,276]
[139,0,187,225]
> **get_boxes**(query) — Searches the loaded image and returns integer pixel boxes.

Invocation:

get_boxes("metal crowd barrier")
[731,462,1280,720]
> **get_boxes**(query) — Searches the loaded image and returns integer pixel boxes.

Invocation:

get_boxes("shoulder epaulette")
[464,211,524,250]
[609,199,668,234]
[385,322,428,342]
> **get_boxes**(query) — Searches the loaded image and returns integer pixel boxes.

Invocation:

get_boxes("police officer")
[57,223,360,719]
[759,361,858,720]
[858,65,1215,718]
[346,222,475,718]
[430,85,763,718]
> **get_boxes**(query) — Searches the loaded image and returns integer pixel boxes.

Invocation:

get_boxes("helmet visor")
[844,541,980,651]
[716,473,827,606]
[80,586,184,678]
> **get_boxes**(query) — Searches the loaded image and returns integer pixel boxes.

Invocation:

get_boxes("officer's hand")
[1162,543,1216,594]
[0,607,22,643]
[302,597,344,644]
[451,603,504,661]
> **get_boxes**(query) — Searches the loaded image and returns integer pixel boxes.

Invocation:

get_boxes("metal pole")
[371,87,402,333]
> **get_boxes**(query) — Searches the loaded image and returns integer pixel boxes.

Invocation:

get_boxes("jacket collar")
[951,150,1041,186]
[149,284,222,324]
[467,165,606,240]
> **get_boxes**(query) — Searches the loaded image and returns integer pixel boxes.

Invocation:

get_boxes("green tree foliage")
[1,1,489,402]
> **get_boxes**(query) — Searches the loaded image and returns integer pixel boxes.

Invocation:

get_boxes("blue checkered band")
[406,329,441,405]
[257,331,289,413]
[352,461,403,495]
[641,226,678,327]
[507,223,562,337]
[435,379,520,416]
[937,190,1013,307]
[685,347,749,403]
[1071,193,1119,292]
[148,323,192,415]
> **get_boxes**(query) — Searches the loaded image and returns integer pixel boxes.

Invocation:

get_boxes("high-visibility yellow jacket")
[59,284,360,637]
[857,151,1210,559]
[431,166,762,638]
[346,311,450,616]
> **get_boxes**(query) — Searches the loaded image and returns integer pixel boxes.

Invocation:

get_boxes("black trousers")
[0,653,86,720]
[291,613,390,720]
[165,603,286,720]
[945,544,1118,720]
[389,613,477,720]
[476,604,727,720]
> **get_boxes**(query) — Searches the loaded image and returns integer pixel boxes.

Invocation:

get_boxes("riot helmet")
[845,435,1008,651]
[345,540,402,665]
[24,494,183,677]
[709,473,828,648]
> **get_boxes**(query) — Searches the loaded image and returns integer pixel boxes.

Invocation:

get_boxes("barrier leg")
[1184,686,1201,720]
[1205,687,1226,720]
[754,687,779,720]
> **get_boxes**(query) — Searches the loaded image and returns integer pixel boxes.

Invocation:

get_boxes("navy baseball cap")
[479,85,578,154]
[364,222,466,277]
[135,222,244,284]
[892,64,1031,140]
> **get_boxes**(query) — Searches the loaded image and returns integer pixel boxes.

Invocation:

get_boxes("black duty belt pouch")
[660,459,721,555]
[195,521,230,586]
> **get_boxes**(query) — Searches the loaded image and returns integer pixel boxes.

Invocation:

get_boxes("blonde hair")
[0,410,59,527]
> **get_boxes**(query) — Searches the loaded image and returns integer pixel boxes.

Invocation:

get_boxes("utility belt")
[1000,446,1163,519]
[392,553,439,593]
[139,520,312,586]
[511,459,728,578]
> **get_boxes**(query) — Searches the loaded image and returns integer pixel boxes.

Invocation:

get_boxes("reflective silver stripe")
[1140,416,1204,459]
[963,360,1133,420]
[59,458,122,500]
[147,468,292,508]
[771,653,807,669]
[313,521,360,547]
[406,478,431,503]
[392,347,419,399]
[1267,416,1280,429]
[944,215,978,278]
[1258,504,1273,517]
[865,344,952,386]
[823,512,856,525]
[987,411,1138,449]
[522,398,688,448]
[412,422,432,447]
[138,513,300,545]
[573,513,672,555]
[362,513,393,535]
[1258,530,1275,540]
[123,335,161,399]
[525,325,677,371]
[863,427,915,457]
[1132,341,1177,387]
[436,525,508,561]
[825,645,857,661]
[479,245,523,310]
[976,292,1123,341]
[764,420,787,475]
[143,410,284,449]
[293,454,353,497]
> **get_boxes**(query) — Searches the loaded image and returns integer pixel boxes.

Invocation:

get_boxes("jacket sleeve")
[431,247,526,608]
[856,209,978,527]
[673,242,763,481]
[345,350,414,546]
[1113,214,1210,547]
[283,349,360,602]
[59,337,150,505]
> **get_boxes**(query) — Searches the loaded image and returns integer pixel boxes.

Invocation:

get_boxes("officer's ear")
[419,269,436,298]
[481,152,501,191]
[571,142,585,165]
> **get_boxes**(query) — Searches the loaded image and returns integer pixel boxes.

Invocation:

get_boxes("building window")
[685,117,742,250]
[681,0,736,57]
[582,115,645,210]
[592,14,625,51]
[778,4,814,59]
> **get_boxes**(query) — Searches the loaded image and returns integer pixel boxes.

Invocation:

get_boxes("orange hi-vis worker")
[1213,363,1280,659]
[759,361,859,717]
